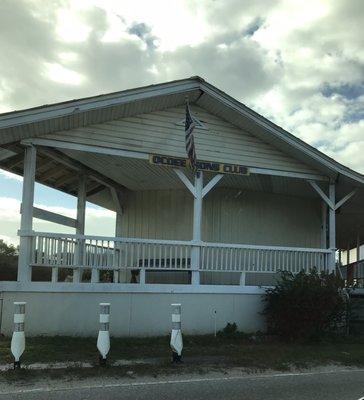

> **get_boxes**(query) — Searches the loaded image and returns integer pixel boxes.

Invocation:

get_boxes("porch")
[13,144,341,289]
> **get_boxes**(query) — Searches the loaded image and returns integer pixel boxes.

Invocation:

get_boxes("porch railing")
[200,242,328,273]
[26,232,331,284]
[341,260,364,288]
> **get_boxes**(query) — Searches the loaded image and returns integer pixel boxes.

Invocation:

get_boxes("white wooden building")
[0,76,363,336]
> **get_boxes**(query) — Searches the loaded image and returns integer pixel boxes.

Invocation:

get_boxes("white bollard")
[97,303,110,364]
[170,303,183,362]
[11,302,26,369]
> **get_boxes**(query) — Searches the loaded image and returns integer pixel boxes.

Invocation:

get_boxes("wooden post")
[174,169,223,285]
[239,272,246,286]
[191,171,203,285]
[114,211,122,283]
[356,234,360,262]
[74,175,86,283]
[347,243,350,265]
[356,234,360,281]
[139,268,146,285]
[328,183,336,271]
[347,242,354,284]
[338,249,342,267]
[321,201,327,248]
[18,146,36,283]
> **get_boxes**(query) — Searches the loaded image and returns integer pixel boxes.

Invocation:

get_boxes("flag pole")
[184,94,198,176]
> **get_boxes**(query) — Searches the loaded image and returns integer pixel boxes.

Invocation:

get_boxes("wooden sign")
[149,154,249,176]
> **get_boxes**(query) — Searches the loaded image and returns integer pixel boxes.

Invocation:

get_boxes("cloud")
[0,0,363,246]
[0,170,23,182]
[0,0,362,176]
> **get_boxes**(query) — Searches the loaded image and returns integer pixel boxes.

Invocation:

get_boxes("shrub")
[217,322,238,336]
[262,268,347,341]
[0,239,18,281]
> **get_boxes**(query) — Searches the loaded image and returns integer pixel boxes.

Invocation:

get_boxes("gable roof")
[0,75,363,187]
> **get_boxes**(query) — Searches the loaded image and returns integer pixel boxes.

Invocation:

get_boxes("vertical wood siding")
[121,188,322,248]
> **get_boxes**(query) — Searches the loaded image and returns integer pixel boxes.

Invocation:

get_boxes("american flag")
[185,101,197,172]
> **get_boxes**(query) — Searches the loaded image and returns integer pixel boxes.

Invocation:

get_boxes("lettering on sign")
[149,155,249,176]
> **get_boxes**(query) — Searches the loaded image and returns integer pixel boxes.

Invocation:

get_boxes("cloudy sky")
[0,0,363,244]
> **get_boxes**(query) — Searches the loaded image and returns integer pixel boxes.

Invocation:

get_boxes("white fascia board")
[0,80,200,130]
[249,167,328,182]
[22,138,149,160]
[199,82,364,186]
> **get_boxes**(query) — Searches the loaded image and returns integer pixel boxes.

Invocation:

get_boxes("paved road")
[1,369,364,400]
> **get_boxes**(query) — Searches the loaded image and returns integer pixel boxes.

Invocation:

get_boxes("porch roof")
[0,76,363,249]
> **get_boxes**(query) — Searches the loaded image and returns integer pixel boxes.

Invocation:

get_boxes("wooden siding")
[121,188,322,248]
[42,105,319,175]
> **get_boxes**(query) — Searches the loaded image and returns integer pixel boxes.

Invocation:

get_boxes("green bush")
[217,322,238,336]
[0,239,18,281]
[263,268,347,341]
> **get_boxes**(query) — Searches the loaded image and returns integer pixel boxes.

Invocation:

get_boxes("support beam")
[191,171,203,285]
[32,207,77,228]
[22,138,149,161]
[357,234,360,263]
[308,180,357,211]
[174,169,196,197]
[18,146,36,282]
[1,152,25,169]
[338,249,342,267]
[139,269,146,285]
[112,189,124,284]
[239,272,246,286]
[250,166,328,182]
[74,175,87,283]
[328,183,336,271]
[321,201,327,248]
[334,189,357,210]
[347,243,350,265]
[110,187,123,215]
[308,181,334,209]
[114,211,123,284]
[87,184,105,197]
[175,169,224,285]
[54,173,77,188]
[36,147,126,194]
[202,174,223,198]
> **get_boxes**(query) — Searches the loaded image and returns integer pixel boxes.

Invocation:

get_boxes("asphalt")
[0,369,364,400]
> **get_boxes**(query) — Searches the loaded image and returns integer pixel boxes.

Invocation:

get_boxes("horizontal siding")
[121,188,322,248]
[43,105,319,175]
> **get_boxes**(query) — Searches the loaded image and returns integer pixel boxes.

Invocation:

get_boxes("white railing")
[31,233,192,271]
[28,232,331,282]
[200,242,329,273]
[341,260,364,288]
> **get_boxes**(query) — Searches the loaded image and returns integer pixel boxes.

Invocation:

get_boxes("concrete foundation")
[0,290,265,337]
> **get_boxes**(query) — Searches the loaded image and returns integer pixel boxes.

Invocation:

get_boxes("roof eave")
[0,77,202,130]
[199,81,364,186]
